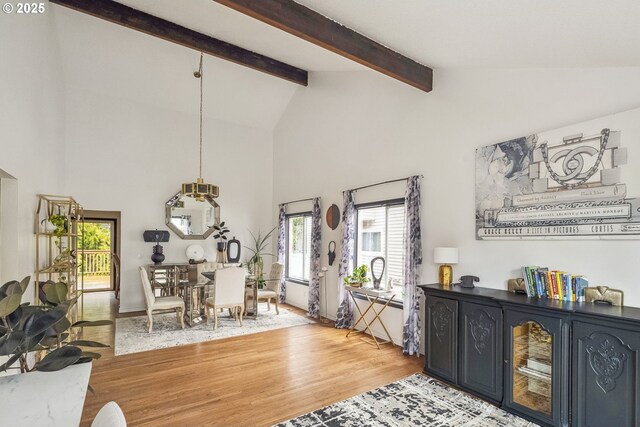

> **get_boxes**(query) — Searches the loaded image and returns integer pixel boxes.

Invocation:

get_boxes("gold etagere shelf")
[34,194,84,322]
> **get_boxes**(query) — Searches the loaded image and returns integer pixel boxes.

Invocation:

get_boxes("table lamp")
[434,247,458,287]
[143,229,170,265]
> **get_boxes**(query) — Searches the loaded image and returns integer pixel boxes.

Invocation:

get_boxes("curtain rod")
[345,175,424,193]
[281,197,317,206]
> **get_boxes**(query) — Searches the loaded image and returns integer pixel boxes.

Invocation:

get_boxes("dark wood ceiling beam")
[213,0,433,92]
[49,0,308,86]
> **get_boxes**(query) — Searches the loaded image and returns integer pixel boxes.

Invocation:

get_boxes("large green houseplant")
[244,227,276,280]
[0,277,111,374]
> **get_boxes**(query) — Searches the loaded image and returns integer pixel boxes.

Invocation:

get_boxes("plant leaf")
[26,305,68,338]
[51,317,71,336]
[72,320,113,328]
[0,331,24,356]
[0,353,22,372]
[45,282,68,305]
[0,294,21,317]
[35,346,82,372]
[18,276,30,294]
[220,221,225,227]
[66,340,110,348]
[81,351,102,360]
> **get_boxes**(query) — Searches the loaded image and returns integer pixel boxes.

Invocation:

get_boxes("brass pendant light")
[182,53,219,202]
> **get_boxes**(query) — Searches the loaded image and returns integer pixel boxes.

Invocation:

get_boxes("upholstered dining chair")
[139,266,185,333]
[205,266,245,330]
[91,401,127,427]
[250,262,284,314]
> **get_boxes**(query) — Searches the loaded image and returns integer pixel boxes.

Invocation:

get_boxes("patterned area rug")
[275,374,539,427]
[115,303,314,356]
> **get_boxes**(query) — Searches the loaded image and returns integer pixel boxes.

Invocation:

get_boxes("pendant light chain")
[199,52,203,179]
[181,52,219,201]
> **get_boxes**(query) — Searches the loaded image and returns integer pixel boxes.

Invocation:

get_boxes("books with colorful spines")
[521,266,531,297]
[555,271,564,301]
[547,270,555,300]
[575,276,589,302]
[527,267,538,297]
[567,274,575,302]
[537,268,549,298]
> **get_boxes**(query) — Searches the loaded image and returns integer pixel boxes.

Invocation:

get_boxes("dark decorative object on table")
[213,222,230,262]
[143,229,170,265]
[370,256,385,290]
[326,204,340,230]
[227,236,241,263]
[327,241,336,266]
[459,275,480,288]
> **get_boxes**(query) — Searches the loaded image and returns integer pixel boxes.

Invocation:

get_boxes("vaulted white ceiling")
[52,0,640,131]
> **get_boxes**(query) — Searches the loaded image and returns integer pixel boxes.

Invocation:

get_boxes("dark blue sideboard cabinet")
[425,295,458,383]
[459,301,503,403]
[419,284,640,427]
[572,316,640,427]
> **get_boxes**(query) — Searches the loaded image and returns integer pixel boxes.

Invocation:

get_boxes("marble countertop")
[0,362,92,427]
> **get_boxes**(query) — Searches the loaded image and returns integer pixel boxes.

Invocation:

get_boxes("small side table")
[345,285,396,349]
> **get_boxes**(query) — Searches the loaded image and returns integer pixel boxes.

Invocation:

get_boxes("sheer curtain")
[402,176,423,355]
[307,198,321,318]
[277,204,286,303]
[335,191,355,329]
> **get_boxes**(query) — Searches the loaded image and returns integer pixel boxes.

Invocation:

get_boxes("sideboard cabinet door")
[459,301,503,403]
[572,319,640,427]
[503,308,569,427]
[425,295,458,383]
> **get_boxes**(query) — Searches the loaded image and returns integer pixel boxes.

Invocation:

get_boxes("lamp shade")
[434,247,458,264]
[143,229,170,243]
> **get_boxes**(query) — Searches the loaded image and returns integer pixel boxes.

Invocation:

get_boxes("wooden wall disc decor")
[326,204,340,230]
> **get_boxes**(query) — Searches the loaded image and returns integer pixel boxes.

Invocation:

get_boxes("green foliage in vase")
[0,277,112,374]
[244,227,276,278]
[212,222,230,242]
[344,264,370,285]
[47,214,67,238]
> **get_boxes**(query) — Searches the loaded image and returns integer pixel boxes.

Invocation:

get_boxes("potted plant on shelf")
[344,264,370,288]
[212,222,230,263]
[245,227,276,283]
[0,276,112,374]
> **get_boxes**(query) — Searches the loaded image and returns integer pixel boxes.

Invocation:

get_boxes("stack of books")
[521,266,588,301]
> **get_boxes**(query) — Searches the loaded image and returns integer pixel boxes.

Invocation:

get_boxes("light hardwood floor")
[78,292,423,427]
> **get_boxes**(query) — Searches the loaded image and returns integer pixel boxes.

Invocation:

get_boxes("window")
[355,200,405,301]
[286,213,312,283]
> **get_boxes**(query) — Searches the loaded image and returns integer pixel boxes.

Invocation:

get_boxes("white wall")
[63,87,274,312]
[274,68,640,344]
[0,12,66,298]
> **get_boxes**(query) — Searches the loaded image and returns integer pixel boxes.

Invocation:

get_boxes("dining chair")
[252,262,284,314]
[205,266,245,330]
[139,266,185,333]
[91,401,127,427]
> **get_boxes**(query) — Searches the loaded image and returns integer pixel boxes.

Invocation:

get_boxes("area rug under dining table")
[115,303,314,355]
[274,374,539,427]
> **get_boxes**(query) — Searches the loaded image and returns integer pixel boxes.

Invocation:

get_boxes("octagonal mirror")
[165,192,220,240]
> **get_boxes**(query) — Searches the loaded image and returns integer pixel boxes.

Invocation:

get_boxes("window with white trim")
[286,213,312,283]
[355,200,405,301]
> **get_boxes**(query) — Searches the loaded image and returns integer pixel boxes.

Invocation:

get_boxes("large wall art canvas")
[475,108,640,240]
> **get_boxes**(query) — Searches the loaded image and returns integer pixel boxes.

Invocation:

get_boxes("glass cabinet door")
[512,321,553,416]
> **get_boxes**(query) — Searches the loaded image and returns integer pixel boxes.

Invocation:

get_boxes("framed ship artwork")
[475,107,640,240]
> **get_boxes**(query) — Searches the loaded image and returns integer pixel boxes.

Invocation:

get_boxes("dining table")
[201,271,279,319]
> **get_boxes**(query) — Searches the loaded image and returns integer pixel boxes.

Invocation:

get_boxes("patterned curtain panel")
[277,204,287,303]
[335,191,356,329]
[307,198,322,318]
[402,176,423,355]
